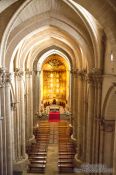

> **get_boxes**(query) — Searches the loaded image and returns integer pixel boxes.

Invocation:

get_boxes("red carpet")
[49,112,60,122]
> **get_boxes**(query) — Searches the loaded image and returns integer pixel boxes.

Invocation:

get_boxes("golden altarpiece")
[42,54,69,105]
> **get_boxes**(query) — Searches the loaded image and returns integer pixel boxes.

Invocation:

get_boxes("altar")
[49,105,60,112]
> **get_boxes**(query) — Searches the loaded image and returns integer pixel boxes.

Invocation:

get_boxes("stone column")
[70,70,74,126]
[33,70,40,116]
[38,71,41,115]
[77,71,84,159]
[100,119,115,175]
[86,73,95,163]
[71,69,78,141]
[75,70,85,166]
[5,72,13,175]
[20,72,26,157]
[0,118,3,175]
[25,70,34,145]
[82,75,87,161]
[13,69,28,173]
[11,102,17,162]
[113,121,116,175]
[95,76,102,164]
[91,78,98,164]
[0,69,7,175]
[0,73,3,175]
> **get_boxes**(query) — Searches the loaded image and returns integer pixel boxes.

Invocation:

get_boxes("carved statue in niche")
[52,99,56,104]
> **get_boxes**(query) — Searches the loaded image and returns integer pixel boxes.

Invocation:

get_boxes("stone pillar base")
[74,153,83,167]
[13,154,29,174]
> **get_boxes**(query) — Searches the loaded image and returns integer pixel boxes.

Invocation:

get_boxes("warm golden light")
[50,83,53,87]
[42,54,69,104]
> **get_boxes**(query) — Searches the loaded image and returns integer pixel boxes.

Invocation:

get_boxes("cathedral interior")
[0,0,116,175]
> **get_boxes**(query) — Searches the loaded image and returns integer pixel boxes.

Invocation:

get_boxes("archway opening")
[40,53,70,113]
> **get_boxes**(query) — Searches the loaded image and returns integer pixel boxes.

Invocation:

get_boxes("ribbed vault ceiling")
[0,0,104,73]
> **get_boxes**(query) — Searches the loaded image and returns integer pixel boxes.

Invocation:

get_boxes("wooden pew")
[29,163,46,173]
[58,163,74,172]
[28,152,47,157]
[30,160,46,164]
[29,156,47,161]
[59,155,74,159]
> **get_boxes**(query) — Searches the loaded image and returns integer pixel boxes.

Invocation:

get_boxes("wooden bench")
[58,159,73,163]
[58,163,74,172]
[29,156,47,160]
[30,150,47,153]
[59,155,74,159]
[31,148,47,152]
[30,160,46,164]
[59,146,74,149]
[29,152,47,156]
[59,152,75,156]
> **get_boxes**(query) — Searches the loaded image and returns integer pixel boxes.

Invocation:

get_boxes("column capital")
[5,72,12,83]
[86,68,103,84]
[25,69,32,76]
[77,69,87,80]
[0,68,12,85]
[11,102,17,111]
[0,67,5,87]
[15,68,24,77]
[99,118,115,132]
[70,69,78,74]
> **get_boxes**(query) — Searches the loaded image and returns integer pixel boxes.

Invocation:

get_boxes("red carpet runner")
[49,112,60,122]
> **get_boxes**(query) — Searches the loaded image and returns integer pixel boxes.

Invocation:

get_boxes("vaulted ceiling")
[1,0,115,73]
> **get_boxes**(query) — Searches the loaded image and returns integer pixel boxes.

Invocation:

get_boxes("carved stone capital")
[70,69,78,74]
[99,118,115,132]
[91,68,102,75]
[70,69,78,78]
[77,69,87,80]
[25,69,32,76]
[0,68,13,85]
[0,67,5,86]
[11,102,17,111]
[5,72,12,83]
[15,68,24,77]
[86,73,94,84]
[86,68,102,85]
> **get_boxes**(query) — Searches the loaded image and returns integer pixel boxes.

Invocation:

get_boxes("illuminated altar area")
[41,54,69,108]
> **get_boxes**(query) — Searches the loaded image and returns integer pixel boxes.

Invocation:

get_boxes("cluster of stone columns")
[71,68,116,174]
[0,68,35,175]
[25,70,34,144]
[0,69,13,175]
[71,69,102,162]
[33,70,41,116]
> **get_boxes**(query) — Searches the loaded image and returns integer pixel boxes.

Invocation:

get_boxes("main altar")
[49,105,60,112]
